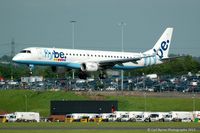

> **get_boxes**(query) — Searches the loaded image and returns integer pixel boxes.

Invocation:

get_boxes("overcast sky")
[0,0,200,57]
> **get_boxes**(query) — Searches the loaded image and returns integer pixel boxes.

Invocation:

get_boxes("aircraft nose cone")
[12,55,19,62]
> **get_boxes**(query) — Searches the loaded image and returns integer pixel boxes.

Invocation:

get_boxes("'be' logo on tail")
[153,40,169,59]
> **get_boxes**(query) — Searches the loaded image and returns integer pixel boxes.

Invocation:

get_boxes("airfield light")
[193,93,196,111]
[70,20,77,79]
[118,22,126,91]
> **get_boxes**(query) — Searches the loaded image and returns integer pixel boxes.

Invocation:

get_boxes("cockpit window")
[20,50,31,53]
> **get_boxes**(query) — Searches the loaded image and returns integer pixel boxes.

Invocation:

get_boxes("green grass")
[0,90,88,116]
[0,122,199,133]
[0,90,200,117]
[0,122,200,128]
[106,95,200,112]
[0,130,144,133]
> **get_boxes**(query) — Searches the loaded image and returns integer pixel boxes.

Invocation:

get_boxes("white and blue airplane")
[12,28,173,79]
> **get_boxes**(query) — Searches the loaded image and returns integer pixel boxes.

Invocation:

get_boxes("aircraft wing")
[161,56,184,62]
[97,54,155,68]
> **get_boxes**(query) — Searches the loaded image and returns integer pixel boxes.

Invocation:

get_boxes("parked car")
[181,118,192,122]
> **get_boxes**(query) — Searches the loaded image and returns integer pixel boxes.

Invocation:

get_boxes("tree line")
[0,55,200,80]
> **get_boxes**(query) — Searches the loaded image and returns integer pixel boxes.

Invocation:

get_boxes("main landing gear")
[78,70,107,80]
[78,71,88,80]
[99,71,107,79]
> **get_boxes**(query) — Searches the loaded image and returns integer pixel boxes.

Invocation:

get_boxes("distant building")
[21,76,43,83]
[0,76,5,85]
[146,74,158,81]
[0,76,4,82]
[51,100,118,115]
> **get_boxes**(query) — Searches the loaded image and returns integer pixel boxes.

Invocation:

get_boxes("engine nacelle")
[81,62,99,72]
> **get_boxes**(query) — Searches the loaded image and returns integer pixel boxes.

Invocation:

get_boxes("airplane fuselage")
[13,47,162,70]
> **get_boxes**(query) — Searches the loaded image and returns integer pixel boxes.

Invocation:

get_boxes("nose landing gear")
[28,64,34,75]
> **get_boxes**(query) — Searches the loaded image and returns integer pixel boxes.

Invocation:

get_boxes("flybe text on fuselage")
[44,49,66,61]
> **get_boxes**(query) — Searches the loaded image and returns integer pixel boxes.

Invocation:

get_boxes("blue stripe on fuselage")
[13,60,81,69]
[113,65,143,70]
[14,60,143,70]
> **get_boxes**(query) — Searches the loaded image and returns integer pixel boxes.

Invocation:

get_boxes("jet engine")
[81,62,99,72]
